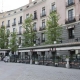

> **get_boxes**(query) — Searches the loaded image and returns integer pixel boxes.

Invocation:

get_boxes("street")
[0,61,80,80]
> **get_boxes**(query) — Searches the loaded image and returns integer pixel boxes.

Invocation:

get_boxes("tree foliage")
[45,11,62,44]
[22,14,36,47]
[0,26,9,49]
[9,31,18,52]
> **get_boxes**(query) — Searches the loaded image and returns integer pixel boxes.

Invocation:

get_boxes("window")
[7,29,10,33]
[13,28,16,32]
[34,2,37,4]
[26,14,29,19]
[68,9,73,21]
[2,21,4,26]
[34,11,37,19]
[41,33,45,42]
[19,37,21,45]
[27,5,29,8]
[51,3,55,11]
[68,28,74,39]
[19,26,22,34]
[33,22,36,30]
[68,0,73,5]
[8,13,10,15]
[20,9,22,11]
[14,18,16,24]
[8,20,10,26]
[42,7,45,15]
[14,11,16,13]
[42,19,45,28]
[20,16,22,23]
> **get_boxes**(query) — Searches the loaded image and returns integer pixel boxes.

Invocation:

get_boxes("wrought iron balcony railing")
[66,1,75,7]
[65,18,76,24]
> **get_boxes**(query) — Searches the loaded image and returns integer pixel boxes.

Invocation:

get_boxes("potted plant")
[55,59,58,67]
[65,55,70,68]
[35,59,39,65]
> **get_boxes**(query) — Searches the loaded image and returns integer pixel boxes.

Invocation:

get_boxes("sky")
[0,0,34,12]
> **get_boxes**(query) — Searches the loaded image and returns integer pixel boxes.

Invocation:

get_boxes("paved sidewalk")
[0,61,80,80]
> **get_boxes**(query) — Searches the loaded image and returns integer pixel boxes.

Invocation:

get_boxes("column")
[30,51,32,64]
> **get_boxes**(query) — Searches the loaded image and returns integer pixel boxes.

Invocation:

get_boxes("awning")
[56,46,80,50]
[18,50,30,52]
[0,51,6,53]
[34,48,50,51]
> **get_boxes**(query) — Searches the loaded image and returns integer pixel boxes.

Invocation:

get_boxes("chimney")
[29,0,32,3]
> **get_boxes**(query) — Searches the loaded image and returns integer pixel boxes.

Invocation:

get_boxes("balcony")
[40,12,46,18]
[66,1,75,8]
[12,23,16,26]
[18,21,22,24]
[1,25,5,27]
[39,26,46,31]
[65,18,76,24]
[18,32,22,35]
[32,16,37,20]
[33,39,36,43]
[33,28,37,32]
[6,24,10,27]
[41,39,45,42]
[69,35,74,39]
[50,8,57,13]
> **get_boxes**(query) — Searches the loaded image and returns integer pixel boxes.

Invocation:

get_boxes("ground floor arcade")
[0,42,80,69]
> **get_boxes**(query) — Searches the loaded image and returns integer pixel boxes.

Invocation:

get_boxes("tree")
[9,31,18,53]
[0,26,9,49]
[45,11,62,44]
[22,14,36,47]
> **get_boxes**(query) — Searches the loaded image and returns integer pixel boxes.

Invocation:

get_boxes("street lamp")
[53,41,58,66]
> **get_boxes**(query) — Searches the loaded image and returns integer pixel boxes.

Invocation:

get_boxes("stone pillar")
[3,51,6,56]
[21,52,23,59]
[30,51,32,64]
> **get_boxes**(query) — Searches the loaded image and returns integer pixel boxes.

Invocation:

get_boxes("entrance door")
[41,51,45,65]
[32,52,38,64]
[51,51,56,66]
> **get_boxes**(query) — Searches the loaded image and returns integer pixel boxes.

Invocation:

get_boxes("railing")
[32,16,37,20]
[65,18,76,24]
[33,28,37,32]
[40,12,46,18]
[18,21,22,24]
[39,26,46,31]
[18,32,22,35]
[12,23,16,26]
[50,8,57,13]
[6,24,10,27]
[1,25,5,27]
[41,39,45,42]
[66,1,75,7]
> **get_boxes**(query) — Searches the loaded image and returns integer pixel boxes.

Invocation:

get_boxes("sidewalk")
[0,62,80,80]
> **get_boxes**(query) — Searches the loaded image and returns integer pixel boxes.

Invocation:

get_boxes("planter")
[35,61,39,65]
[66,58,70,68]
[55,63,58,67]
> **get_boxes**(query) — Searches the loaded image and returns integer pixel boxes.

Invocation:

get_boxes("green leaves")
[0,26,9,49]
[9,32,18,52]
[45,11,62,44]
[22,14,36,47]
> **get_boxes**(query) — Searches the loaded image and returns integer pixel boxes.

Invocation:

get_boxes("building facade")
[0,0,80,67]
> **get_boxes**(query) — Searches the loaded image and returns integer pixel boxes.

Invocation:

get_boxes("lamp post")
[53,41,58,66]
[75,50,78,61]
[30,49,33,64]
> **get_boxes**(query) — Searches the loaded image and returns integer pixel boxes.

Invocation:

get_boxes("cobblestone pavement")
[0,61,80,80]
